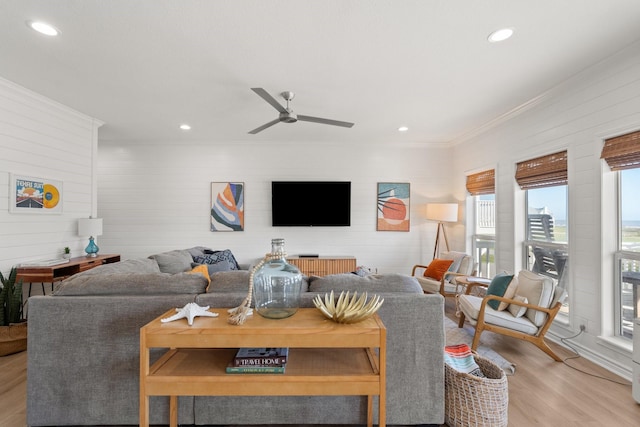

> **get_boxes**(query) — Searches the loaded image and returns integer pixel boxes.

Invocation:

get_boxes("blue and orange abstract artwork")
[377,182,410,231]
[211,182,244,231]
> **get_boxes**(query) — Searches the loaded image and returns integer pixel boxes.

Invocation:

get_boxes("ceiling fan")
[248,88,355,134]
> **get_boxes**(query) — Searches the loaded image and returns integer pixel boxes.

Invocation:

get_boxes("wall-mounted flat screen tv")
[271,181,351,227]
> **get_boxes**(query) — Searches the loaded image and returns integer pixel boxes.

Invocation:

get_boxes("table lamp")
[78,217,103,257]
[426,203,458,259]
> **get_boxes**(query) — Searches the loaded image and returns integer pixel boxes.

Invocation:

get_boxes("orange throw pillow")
[424,259,454,281]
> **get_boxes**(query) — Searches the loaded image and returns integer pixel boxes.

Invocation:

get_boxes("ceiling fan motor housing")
[280,110,298,123]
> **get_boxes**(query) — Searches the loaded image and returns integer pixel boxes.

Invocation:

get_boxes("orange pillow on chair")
[423,259,454,281]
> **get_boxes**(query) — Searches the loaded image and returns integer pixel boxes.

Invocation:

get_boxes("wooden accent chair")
[457,270,567,361]
[411,251,475,297]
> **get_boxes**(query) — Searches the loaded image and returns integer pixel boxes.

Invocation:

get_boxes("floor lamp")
[426,203,459,259]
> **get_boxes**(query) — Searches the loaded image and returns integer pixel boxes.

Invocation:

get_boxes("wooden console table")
[140,308,386,427]
[16,254,120,295]
[287,256,356,276]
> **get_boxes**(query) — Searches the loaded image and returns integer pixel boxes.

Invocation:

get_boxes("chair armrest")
[476,294,559,323]
[411,264,430,276]
[463,281,490,295]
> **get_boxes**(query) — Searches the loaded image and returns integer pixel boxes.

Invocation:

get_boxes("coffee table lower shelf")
[139,308,386,427]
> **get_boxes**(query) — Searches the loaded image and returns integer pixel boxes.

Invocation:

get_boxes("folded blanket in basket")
[444,344,485,377]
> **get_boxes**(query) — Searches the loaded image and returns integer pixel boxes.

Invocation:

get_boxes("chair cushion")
[416,276,461,294]
[485,272,514,310]
[507,295,528,318]
[458,294,539,335]
[440,251,466,274]
[424,259,454,281]
[517,270,555,327]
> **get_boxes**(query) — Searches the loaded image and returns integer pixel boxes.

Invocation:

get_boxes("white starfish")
[161,303,219,326]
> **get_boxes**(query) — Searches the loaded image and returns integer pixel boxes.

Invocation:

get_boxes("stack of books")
[225,347,289,374]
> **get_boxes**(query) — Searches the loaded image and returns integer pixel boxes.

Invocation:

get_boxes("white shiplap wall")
[97,141,458,274]
[0,77,102,275]
[452,40,640,378]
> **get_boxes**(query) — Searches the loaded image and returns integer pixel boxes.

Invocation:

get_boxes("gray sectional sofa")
[26,247,445,426]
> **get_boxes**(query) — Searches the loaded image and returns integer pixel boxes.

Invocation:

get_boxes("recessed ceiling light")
[27,20,59,36]
[179,124,191,131]
[488,27,514,43]
[398,126,409,132]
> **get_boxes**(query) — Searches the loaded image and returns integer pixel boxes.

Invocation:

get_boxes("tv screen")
[271,181,351,226]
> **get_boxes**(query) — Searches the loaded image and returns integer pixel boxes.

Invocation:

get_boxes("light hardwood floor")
[2,303,639,427]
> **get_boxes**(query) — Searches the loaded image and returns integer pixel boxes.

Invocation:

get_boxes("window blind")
[601,130,640,171]
[466,169,495,195]
[515,151,567,189]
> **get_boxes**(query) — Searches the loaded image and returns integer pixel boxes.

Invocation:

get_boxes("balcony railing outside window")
[473,197,495,278]
[617,254,640,338]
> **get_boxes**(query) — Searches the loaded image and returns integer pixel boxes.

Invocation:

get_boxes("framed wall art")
[211,182,244,231]
[377,182,410,231]
[9,174,63,214]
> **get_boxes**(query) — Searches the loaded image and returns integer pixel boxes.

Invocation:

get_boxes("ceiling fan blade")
[251,88,287,114]
[297,115,354,128]
[248,118,280,134]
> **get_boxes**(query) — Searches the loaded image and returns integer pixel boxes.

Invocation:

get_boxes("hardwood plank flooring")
[1,302,639,426]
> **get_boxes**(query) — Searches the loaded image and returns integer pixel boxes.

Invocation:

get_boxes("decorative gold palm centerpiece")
[313,290,384,324]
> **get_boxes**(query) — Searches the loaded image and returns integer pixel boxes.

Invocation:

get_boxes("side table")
[140,307,386,427]
[16,254,120,296]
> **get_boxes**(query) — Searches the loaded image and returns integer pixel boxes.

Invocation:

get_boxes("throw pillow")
[424,259,455,281]
[507,295,528,318]
[444,344,485,378]
[485,272,514,310]
[187,264,211,285]
[497,276,519,311]
[191,259,232,276]
[517,270,555,327]
[193,249,240,270]
[148,250,194,274]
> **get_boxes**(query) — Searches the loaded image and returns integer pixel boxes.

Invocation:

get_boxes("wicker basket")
[0,322,28,357]
[444,353,508,427]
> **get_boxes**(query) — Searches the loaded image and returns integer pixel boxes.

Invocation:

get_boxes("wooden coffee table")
[139,307,386,427]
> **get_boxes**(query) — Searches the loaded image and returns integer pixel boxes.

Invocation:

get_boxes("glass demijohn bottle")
[253,238,302,319]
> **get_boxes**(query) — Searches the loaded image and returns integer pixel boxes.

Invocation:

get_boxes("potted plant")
[63,247,71,259]
[0,267,27,356]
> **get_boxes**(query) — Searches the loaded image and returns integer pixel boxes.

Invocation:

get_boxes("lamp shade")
[426,203,458,222]
[78,218,103,237]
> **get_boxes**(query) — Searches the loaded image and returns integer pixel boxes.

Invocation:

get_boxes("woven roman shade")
[601,130,640,171]
[515,151,567,189]
[466,169,495,195]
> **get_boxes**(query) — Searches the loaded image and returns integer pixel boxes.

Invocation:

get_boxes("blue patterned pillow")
[193,249,240,270]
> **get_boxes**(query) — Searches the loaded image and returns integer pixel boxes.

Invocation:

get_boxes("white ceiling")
[2,0,640,145]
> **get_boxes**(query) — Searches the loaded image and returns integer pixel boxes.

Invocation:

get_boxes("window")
[516,151,569,318]
[601,130,640,339]
[467,169,495,278]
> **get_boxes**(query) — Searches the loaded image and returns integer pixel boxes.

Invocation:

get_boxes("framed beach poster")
[211,182,244,231]
[377,182,410,231]
[9,174,63,214]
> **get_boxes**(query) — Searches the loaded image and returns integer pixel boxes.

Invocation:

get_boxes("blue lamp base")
[85,236,99,258]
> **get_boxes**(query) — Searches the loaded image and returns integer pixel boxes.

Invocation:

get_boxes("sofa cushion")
[309,273,422,294]
[148,250,194,274]
[194,249,240,271]
[423,259,454,281]
[71,258,161,276]
[207,270,310,293]
[207,270,251,293]
[54,272,208,295]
